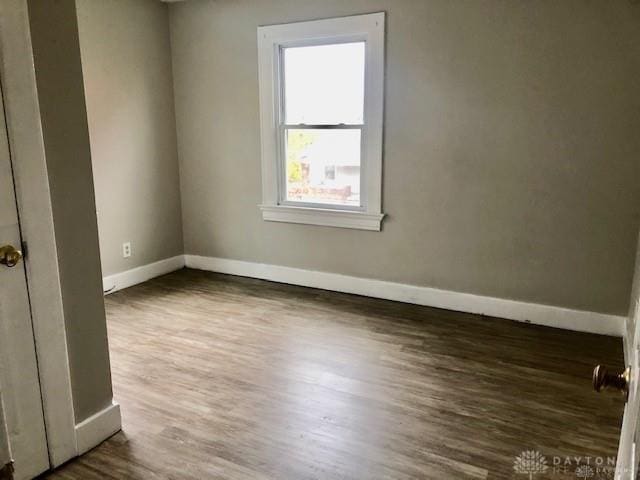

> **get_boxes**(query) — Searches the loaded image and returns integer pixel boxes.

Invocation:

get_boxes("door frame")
[0,0,78,468]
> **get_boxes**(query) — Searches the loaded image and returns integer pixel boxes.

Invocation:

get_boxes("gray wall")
[76,0,183,278]
[169,0,640,316]
[28,0,113,422]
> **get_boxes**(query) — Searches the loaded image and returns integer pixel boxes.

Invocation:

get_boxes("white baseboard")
[75,402,121,455]
[185,255,625,337]
[103,255,185,294]
[103,254,625,336]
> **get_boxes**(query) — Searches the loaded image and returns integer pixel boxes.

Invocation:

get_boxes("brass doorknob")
[0,245,23,268]
[593,365,630,395]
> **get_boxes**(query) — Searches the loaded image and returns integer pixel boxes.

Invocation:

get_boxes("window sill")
[259,204,384,231]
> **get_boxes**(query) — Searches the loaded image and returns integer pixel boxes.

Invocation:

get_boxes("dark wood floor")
[45,268,625,479]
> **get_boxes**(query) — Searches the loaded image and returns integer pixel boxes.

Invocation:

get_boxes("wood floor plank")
[43,268,625,479]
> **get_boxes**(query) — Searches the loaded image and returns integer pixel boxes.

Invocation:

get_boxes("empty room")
[0,0,639,479]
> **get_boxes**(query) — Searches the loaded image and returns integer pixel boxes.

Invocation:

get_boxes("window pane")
[284,42,365,125]
[285,129,361,207]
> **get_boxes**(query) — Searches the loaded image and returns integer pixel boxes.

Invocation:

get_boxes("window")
[257,13,385,231]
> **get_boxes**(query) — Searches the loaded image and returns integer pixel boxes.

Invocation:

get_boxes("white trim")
[74,402,121,456]
[103,255,185,294]
[259,204,384,230]
[257,13,385,230]
[185,255,625,337]
[0,1,77,467]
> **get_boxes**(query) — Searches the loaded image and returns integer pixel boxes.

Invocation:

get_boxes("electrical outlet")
[122,242,132,258]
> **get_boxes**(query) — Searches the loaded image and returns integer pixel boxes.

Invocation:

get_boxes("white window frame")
[257,12,385,231]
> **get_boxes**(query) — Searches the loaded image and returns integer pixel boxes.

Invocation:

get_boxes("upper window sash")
[278,41,366,126]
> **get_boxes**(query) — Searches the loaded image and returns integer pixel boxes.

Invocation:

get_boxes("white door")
[0,78,50,477]
[598,235,640,479]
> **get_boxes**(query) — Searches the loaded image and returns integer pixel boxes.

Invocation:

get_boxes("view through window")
[282,42,365,207]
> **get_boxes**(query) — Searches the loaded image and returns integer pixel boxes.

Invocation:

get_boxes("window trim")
[257,12,385,231]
